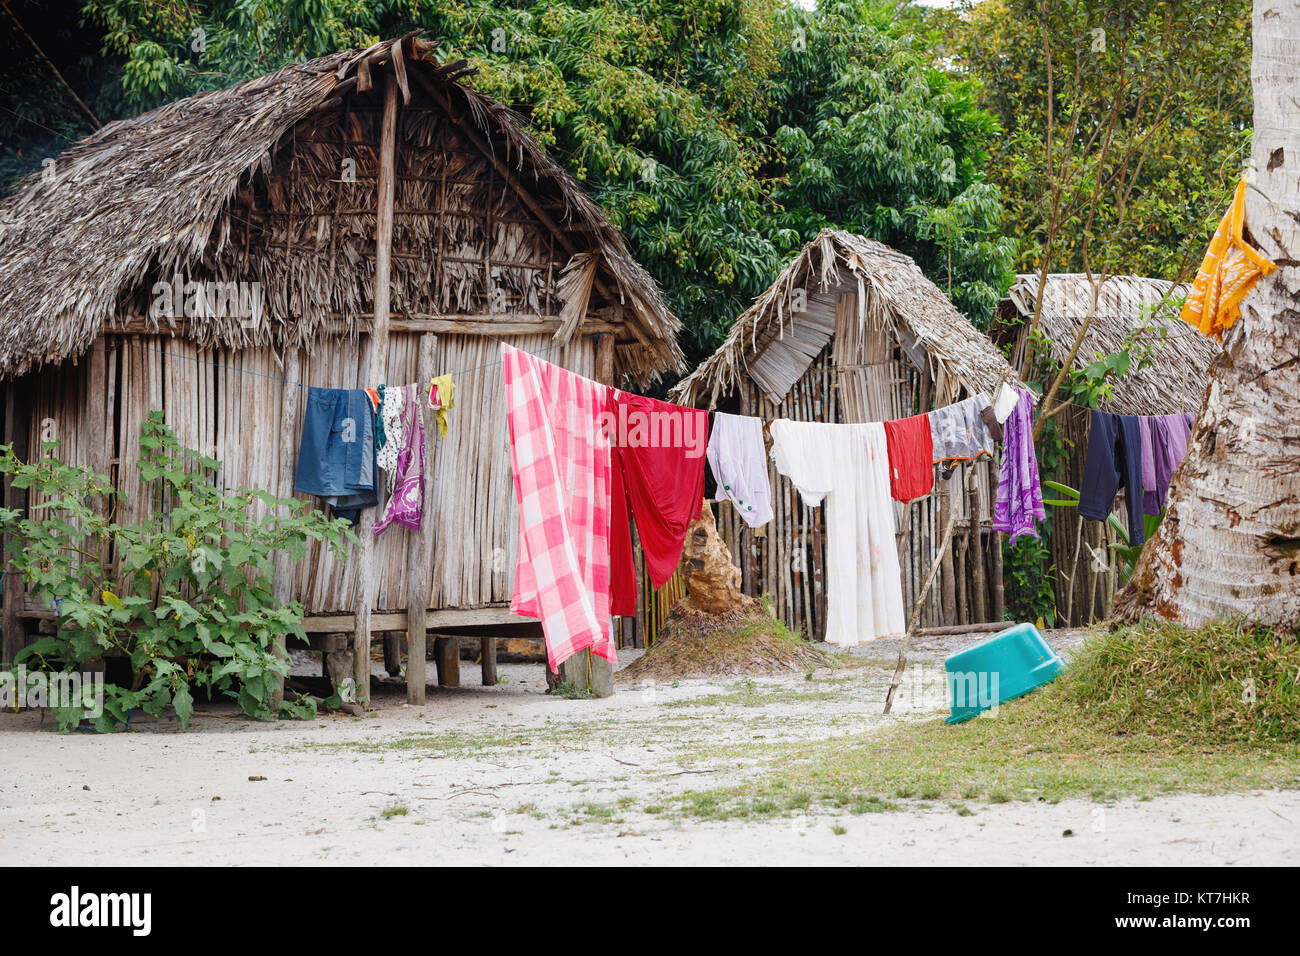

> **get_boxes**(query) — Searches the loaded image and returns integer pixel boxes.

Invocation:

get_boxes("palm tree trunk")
[1116,0,1300,628]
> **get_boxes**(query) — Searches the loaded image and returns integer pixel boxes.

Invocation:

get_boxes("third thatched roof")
[996,273,1217,416]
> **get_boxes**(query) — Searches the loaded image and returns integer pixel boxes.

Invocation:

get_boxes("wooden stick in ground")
[270,347,302,709]
[884,464,964,714]
[350,73,400,707]
[405,333,437,703]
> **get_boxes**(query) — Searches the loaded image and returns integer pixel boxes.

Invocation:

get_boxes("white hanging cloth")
[769,420,905,646]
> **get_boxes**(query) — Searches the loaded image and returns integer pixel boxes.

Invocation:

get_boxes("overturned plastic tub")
[944,623,1065,724]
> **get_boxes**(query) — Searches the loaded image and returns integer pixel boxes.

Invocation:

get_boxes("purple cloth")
[1145,413,1193,513]
[375,384,425,535]
[1140,417,1160,515]
[993,388,1045,542]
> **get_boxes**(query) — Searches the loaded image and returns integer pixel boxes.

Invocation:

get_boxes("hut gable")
[0,35,682,384]
[671,229,1026,409]
[996,273,1216,416]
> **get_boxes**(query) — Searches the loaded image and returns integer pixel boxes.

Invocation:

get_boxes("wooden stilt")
[480,636,498,686]
[350,73,400,708]
[434,635,459,686]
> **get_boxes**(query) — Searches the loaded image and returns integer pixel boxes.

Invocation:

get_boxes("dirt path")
[1,629,1294,866]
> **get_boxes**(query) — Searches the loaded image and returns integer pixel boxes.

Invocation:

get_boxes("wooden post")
[405,333,437,703]
[991,528,1006,622]
[586,330,617,698]
[351,73,400,707]
[480,636,497,686]
[884,462,965,714]
[968,465,987,622]
[383,632,402,676]
[2,379,31,665]
[270,347,302,708]
[937,477,957,624]
[434,635,459,686]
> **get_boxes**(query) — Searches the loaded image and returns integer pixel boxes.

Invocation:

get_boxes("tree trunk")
[1115,0,1300,629]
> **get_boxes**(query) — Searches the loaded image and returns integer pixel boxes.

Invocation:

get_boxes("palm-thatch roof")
[0,34,682,383]
[994,273,1216,416]
[670,229,1027,408]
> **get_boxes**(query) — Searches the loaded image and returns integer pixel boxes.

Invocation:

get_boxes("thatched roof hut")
[992,272,1217,626]
[994,273,1214,415]
[0,35,681,696]
[673,229,1027,410]
[670,229,1027,640]
[0,34,681,383]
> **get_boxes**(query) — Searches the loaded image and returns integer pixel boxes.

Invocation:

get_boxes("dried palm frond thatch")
[0,34,682,384]
[670,229,1027,408]
[996,273,1215,416]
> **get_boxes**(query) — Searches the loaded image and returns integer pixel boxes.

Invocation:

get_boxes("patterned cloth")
[502,343,614,671]
[374,384,424,535]
[929,394,994,463]
[1180,178,1276,340]
[993,388,1045,542]
[376,384,405,474]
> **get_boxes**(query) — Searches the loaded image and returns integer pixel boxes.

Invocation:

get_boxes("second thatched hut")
[671,229,1028,640]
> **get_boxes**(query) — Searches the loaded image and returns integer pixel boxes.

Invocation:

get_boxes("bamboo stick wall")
[22,329,595,617]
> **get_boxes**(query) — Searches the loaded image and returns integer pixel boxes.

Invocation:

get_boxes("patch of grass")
[380,802,408,819]
[663,619,1300,819]
[554,681,593,700]
[663,680,843,710]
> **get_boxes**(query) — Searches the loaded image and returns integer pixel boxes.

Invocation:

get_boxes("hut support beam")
[556,332,617,698]
[271,347,302,709]
[351,73,400,708]
[2,381,30,665]
[405,333,438,704]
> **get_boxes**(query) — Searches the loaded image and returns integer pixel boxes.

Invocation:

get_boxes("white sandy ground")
[1,632,1297,866]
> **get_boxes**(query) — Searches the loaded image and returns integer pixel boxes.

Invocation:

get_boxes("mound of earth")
[616,501,834,681]
[617,599,835,681]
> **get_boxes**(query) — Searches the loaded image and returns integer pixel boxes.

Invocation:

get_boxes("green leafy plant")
[0,412,353,731]
[1001,533,1057,627]
[1041,479,1164,587]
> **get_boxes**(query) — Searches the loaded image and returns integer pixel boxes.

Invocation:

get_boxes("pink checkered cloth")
[502,343,615,671]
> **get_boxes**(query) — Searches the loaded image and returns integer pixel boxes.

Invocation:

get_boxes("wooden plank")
[351,73,401,706]
[405,333,438,703]
[305,605,537,633]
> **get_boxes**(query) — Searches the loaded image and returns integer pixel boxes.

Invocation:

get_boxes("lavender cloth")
[993,389,1045,542]
[706,412,773,528]
[375,384,425,535]
[1143,413,1194,514]
[1140,417,1160,515]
